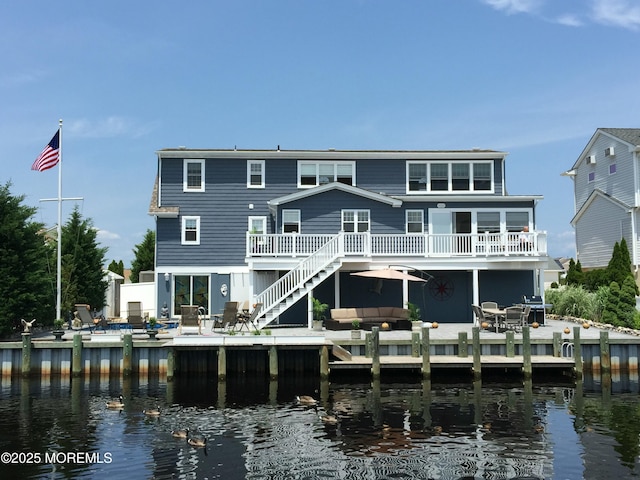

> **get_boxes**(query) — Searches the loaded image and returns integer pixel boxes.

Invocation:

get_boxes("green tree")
[107,259,124,276]
[0,183,55,335]
[130,229,155,283]
[60,207,108,316]
[565,258,583,286]
[607,238,638,294]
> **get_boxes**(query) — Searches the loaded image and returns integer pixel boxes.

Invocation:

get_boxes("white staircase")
[253,234,343,330]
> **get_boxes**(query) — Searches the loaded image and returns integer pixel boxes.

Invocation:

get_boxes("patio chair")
[520,305,532,325]
[503,306,524,332]
[472,304,497,332]
[212,301,239,332]
[179,305,202,335]
[127,301,147,332]
[235,303,263,332]
[76,304,107,333]
[481,301,498,311]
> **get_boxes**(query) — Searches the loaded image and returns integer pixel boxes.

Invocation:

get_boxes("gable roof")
[570,188,632,226]
[571,128,640,170]
[267,182,402,214]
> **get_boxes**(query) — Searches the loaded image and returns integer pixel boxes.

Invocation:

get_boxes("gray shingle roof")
[600,128,640,146]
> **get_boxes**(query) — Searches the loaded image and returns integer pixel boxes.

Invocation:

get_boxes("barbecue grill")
[521,295,552,325]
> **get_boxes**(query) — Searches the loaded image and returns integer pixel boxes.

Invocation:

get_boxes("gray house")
[149,148,549,328]
[563,128,640,271]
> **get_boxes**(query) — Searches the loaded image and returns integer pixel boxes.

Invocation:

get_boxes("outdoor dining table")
[482,307,506,332]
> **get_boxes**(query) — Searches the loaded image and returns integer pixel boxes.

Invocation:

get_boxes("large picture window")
[183,159,205,192]
[173,275,209,316]
[298,161,355,187]
[407,161,493,193]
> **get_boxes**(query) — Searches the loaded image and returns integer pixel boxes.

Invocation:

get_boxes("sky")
[2,0,640,266]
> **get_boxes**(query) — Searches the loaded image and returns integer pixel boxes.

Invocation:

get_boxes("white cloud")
[0,71,45,88]
[96,229,121,240]
[555,14,584,27]
[67,116,158,139]
[481,0,542,14]
[591,0,640,30]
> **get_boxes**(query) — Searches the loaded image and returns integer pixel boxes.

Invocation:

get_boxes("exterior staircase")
[253,234,343,330]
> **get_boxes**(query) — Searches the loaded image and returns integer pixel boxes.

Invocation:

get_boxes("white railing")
[254,234,342,317]
[248,231,547,258]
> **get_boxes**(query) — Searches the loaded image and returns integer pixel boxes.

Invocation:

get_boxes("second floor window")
[406,210,424,233]
[182,216,200,245]
[298,161,355,187]
[282,209,300,233]
[247,160,265,188]
[184,159,205,192]
[342,210,369,232]
[407,161,492,193]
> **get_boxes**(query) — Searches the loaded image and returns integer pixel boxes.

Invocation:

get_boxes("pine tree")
[107,259,124,276]
[565,258,583,286]
[619,275,638,328]
[130,229,155,283]
[0,183,55,335]
[606,238,639,295]
[60,207,108,316]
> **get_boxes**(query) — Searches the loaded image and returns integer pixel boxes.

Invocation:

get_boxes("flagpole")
[56,119,63,322]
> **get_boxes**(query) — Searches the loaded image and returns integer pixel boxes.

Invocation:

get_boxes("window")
[298,161,355,187]
[173,275,209,316]
[477,211,500,233]
[282,210,300,233]
[342,210,369,232]
[248,216,266,234]
[588,172,595,183]
[247,160,265,188]
[505,211,529,232]
[407,161,493,193]
[182,216,200,244]
[183,159,205,192]
[609,163,617,175]
[406,210,424,233]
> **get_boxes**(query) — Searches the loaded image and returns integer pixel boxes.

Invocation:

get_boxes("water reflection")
[1,373,640,479]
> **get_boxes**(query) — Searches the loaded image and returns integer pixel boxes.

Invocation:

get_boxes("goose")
[187,434,207,447]
[106,395,124,409]
[143,406,161,416]
[171,428,189,439]
[320,413,338,424]
[296,395,317,406]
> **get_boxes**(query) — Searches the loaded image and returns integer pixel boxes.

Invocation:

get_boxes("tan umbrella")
[350,268,428,282]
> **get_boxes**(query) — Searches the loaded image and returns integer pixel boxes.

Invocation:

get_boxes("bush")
[545,285,597,319]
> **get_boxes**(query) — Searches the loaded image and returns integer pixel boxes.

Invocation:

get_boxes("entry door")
[430,210,452,254]
[210,274,230,317]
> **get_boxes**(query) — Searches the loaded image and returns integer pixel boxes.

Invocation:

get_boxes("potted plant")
[351,319,361,339]
[407,302,422,332]
[312,298,328,331]
[147,317,158,339]
[53,318,65,341]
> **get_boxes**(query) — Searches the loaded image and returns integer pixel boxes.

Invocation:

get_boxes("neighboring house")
[563,128,640,272]
[149,148,549,328]
[543,257,567,289]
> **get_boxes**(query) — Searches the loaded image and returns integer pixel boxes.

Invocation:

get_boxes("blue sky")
[2,0,640,266]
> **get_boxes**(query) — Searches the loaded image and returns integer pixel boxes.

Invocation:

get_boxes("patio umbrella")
[350,268,428,282]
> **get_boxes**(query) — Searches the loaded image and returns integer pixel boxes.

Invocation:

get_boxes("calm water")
[0,372,639,479]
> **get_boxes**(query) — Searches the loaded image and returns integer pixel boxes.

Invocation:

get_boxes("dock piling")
[72,334,82,377]
[472,327,481,379]
[421,327,431,379]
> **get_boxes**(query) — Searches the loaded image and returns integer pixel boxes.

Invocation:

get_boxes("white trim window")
[342,209,369,232]
[407,161,493,193]
[183,159,205,192]
[406,210,424,233]
[282,209,300,233]
[298,161,355,187]
[182,216,201,245]
[248,216,267,234]
[609,163,617,175]
[247,160,265,188]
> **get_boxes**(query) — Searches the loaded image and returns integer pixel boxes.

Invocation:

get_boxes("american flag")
[31,130,60,172]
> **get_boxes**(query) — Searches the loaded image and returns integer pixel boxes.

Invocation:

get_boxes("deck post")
[522,326,532,379]
[472,327,481,379]
[411,332,420,357]
[573,327,583,378]
[21,333,31,377]
[72,333,83,377]
[371,327,380,379]
[218,346,227,381]
[552,331,561,357]
[320,345,329,380]
[365,332,373,358]
[599,330,610,373]
[269,345,278,380]
[505,331,515,357]
[166,348,175,381]
[122,334,133,376]
[421,327,431,379]
[458,332,468,357]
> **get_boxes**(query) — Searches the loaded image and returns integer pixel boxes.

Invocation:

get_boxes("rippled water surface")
[0,373,639,479]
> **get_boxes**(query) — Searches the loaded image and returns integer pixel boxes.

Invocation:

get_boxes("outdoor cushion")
[362,307,380,318]
[392,307,410,319]
[378,307,395,317]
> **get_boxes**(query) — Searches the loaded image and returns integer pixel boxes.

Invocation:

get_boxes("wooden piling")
[218,346,227,381]
[600,330,611,373]
[269,345,278,380]
[505,331,515,357]
[472,327,481,379]
[411,332,420,357]
[122,334,132,376]
[422,327,431,379]
[458,332,468,357]
[371,327,380,379]
[166,348,175,381]
[320,345,329,380]
[552,331,561,357]
[72,334,83,377]
[21,333,31,377]
[573,326,583,378]
[522,326,532,379]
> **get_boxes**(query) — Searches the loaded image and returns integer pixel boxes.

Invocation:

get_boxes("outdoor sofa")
[325,307,411,331]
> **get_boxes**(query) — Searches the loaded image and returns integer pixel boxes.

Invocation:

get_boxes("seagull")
[295,395,318,406]
[21,318,36,333]
[106,395,125,409]
[172,428,189,439]
[143,406,161,416]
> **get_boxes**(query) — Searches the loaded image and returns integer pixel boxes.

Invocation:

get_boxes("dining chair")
[504,306,524,332]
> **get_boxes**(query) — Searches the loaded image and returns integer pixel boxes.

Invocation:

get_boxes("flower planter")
[351,330,362,340]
